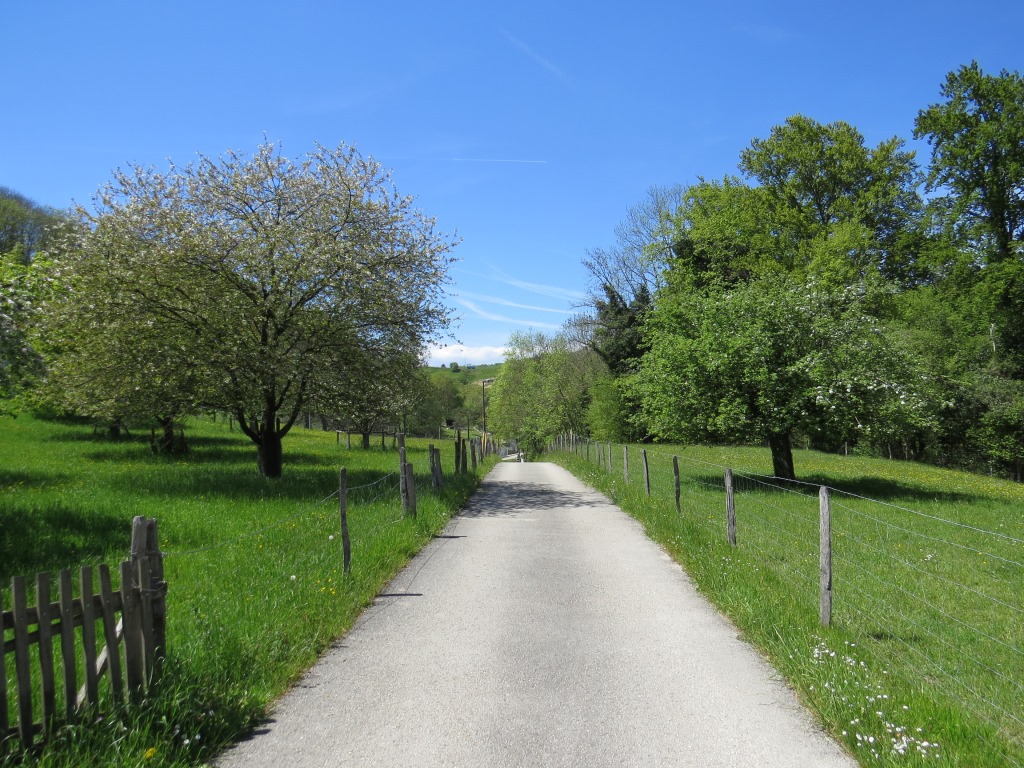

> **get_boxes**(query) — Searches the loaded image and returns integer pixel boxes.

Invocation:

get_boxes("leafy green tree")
[667,177,778,284]
[915,62,1024,263]
[586,373,636,442]
[47,142,456,476]
[634,274,930,479]
[488,334,547,458]
[0,249,50,412]
[405,371,452,436]
[908,64,1024,478]
[589,283,651,376]
[0,187,69,259]
[325,342,422,448]
[488,330,604,458]
[738,114,921,283]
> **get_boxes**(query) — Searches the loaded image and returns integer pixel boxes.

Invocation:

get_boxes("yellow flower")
[144,747,158,760]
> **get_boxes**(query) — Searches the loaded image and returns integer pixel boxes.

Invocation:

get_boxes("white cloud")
[426,343,507,367]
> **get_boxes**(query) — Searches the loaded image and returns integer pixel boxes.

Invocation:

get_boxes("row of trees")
[1,143,458,477]
[489,62,1024,481]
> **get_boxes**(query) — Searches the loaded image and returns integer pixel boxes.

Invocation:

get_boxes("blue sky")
[3,1,1023,365]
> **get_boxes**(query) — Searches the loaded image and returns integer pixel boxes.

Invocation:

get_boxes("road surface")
[216,461,855,767]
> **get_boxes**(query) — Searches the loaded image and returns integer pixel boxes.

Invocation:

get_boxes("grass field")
[1,414,494,767]
[551,441,1024,767]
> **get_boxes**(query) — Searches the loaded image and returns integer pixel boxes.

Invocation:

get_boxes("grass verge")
[1,415,495,767]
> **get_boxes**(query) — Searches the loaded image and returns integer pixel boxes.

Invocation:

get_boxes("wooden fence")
[1,517,166,751]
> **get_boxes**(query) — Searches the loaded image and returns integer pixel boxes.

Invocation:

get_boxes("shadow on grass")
[0,468,70,490]
[691,470,986,506]
[0,502,128,582]
[124,465,405,505]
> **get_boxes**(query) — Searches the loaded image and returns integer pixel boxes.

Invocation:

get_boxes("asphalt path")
[216,461,856,767]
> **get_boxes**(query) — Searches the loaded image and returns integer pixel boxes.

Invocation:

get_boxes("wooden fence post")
[820,486,832,627]
[347,431,351,449]
[607,442,612,473]
[725,468,737,547]
[79,567,98,708]
[399,446,409,515]
[12,576,32,748]
[460,437,468,474]
[97,564,123,705]
[120,560,144,703]
[129,517,152,685]
[58,569,76,723]
[455,430,461,473]
[428,444,438,490]
[471,438,478,472]
[673,455,681,514]
[405,462,417,517]
[340,468,351,575]
[147,520,166,683]
[642,449,650,496]
[36,572,55,738]
[434,446,444,488]
[624,446,629,484]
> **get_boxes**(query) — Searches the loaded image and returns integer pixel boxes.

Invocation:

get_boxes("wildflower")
[290,575,296,582]
[144,747,157,760]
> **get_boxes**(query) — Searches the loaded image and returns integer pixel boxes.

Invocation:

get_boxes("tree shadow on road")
[460,482,604,518]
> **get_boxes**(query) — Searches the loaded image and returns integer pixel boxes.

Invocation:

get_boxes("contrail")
[459,299,561,330]
[501,30,572,86]
[459,291,572,314]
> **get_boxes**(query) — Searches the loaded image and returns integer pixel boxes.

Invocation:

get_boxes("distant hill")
[424,362,503,384]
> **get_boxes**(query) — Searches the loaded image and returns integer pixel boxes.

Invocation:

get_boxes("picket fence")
[1,517,166,750]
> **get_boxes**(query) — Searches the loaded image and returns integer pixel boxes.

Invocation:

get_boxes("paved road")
[216,462,856,767]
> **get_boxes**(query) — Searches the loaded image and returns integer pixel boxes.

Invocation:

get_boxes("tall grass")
[552,442,1024,768]
[1,415,493,767]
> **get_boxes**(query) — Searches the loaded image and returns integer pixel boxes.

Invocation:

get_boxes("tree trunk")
[157,417,176,454]
[768,431,796,480]
[361,431,371,449]
[258,424,284,478]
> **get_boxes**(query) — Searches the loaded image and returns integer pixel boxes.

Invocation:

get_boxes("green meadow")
[1,415,493,767]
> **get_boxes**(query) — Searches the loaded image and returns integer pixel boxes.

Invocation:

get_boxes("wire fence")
[552,434,1024,766]
[160,445,477,565]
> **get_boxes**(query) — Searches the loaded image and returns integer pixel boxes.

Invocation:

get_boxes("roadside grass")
[551,443,1024,768]
[1,415,494,767]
